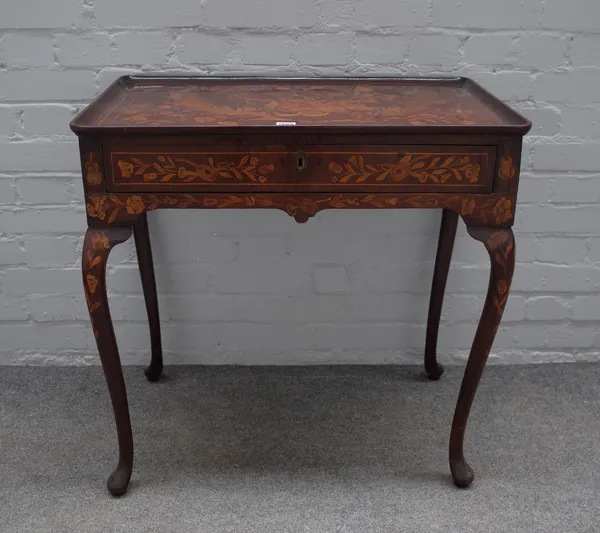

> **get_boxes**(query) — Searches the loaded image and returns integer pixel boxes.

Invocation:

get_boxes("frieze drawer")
[106,145,496,193]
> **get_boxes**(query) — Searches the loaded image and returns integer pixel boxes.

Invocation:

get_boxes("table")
[71,76,531,496]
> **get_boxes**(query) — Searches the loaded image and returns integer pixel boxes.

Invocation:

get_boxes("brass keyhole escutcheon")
[296,154,307,172]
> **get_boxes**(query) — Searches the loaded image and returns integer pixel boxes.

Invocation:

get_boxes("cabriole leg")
[449,226,515,488]
[83,225,134,496]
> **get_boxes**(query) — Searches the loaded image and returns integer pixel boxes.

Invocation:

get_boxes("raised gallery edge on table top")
[70,76,531,135]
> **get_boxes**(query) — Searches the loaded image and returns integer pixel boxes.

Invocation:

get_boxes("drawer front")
[106,145,495,193]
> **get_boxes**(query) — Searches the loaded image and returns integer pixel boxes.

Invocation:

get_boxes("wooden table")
[71,76,531,496]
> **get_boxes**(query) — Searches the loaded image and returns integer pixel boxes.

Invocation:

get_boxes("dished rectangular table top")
[70,76,531,135]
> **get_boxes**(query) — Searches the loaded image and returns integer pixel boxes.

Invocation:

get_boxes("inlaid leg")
[133,214,163,382]
[424,209,459,380]
[449,226,515,488]
[83,226,134,496]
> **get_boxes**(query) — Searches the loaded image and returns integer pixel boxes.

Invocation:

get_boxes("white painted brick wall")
[112,32,173,66]
[0,34,55,67]
[177,33,231,65]
[0,0,599,366]
[55,34,112,67]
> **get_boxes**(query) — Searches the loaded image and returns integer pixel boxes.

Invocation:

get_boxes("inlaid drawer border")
[323,151,488,186]
[110,151,281,186]
[106,147,495,191]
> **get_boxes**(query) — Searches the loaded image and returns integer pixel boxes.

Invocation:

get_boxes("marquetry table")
[71,76,531,496]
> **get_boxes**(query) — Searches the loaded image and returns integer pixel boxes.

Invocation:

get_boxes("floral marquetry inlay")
[86,192,515,226]
[115,154,275,184]
[94,81,511,129]
[328,154,481,184]
[492,198,512,225]
[82,227,133,341]
[83,231,110,319]
[487,230,515,327]
[85,153,103,186]
[498,156,516,180]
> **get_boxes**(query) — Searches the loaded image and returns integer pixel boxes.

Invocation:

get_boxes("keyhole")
[297,155,306,171]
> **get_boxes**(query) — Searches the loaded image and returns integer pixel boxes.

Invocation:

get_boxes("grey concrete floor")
[1,363,599,533]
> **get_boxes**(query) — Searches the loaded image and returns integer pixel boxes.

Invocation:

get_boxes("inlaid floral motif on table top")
[101,83,503,128]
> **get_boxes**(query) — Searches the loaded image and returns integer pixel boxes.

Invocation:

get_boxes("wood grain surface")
[71,76,531,134]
